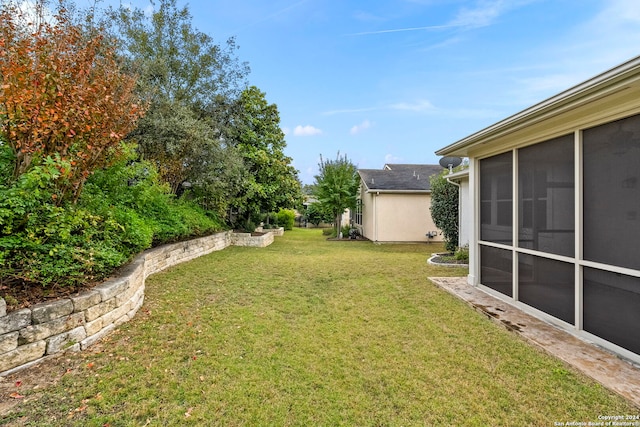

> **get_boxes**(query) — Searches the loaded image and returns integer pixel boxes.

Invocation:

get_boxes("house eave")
[364,189,431,194]
[436,55,640,157]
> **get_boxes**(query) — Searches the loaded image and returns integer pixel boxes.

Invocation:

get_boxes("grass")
[2,228,636,426]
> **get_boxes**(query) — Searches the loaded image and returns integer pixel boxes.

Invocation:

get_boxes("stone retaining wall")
[0,230,278,376]
[231,231,275,247]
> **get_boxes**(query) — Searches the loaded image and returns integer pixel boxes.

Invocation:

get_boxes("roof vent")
[371,178,374,185]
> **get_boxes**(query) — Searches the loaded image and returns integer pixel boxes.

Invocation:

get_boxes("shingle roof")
[358,164,443,192]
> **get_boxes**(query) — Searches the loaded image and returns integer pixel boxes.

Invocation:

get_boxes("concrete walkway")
[429,277,640,409]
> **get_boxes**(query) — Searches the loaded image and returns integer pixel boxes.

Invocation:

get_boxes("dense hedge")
[429,170,459,253]
[0,145,224,289]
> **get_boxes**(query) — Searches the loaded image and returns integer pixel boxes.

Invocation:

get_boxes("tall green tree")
[313,153,359,237]
[429,170,459,252]
[228,86,302,225]
[106,0,249,216]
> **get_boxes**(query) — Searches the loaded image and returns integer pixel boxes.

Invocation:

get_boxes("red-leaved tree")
[0,0,145,203]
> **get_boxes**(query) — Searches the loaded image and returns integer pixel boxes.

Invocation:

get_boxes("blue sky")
[73,0,640,183]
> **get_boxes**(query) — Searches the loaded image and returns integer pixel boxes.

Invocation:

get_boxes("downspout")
[373,192,379,242]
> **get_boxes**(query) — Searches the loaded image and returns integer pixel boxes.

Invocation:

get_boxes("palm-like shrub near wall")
[429,171,459,253]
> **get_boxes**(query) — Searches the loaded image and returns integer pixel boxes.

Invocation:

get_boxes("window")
[480,152,513,244]
[518,135,574,257]
[583,114,640,270]
[354,198,362,226]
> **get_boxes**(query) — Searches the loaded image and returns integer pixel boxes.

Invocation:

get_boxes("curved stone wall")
[0,230,277,376]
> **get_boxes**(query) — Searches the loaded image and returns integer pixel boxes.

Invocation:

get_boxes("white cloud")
[450,0,536,29]
[347,0,535,37]
[293,125,322,136]
[322,106,378,116]
[350,119,373,135]
[390,100,435,112]
[450,0,508,29]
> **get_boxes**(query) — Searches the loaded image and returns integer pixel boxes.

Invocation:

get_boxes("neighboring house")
[435,56,640,363]
[355,164,443,242]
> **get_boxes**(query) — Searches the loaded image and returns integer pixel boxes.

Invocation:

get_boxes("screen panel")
[518,254,574,324]
[480,152,513,244]
[583,114,640,270]
[518,135,574,257]
[480,245,513,297]
[583,268,640,355]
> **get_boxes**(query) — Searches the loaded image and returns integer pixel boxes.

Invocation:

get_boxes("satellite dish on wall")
[439,156,462,172]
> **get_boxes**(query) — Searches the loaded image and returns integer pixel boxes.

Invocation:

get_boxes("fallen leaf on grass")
[68,400,89,418]
[185,407,193,418]
[9,392,24,399]
[14,380,22,387]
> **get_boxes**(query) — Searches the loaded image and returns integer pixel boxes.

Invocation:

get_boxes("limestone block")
[0,341,46,372]
[84,298,117,322]
[46,326,87,355]
[0,298,6,317]
[100,301,131,326]
[0,332,18,354]
[64,343,81,353]
[128,295,145,319]
[118,258,144,279]
[70,290,101,313]
[80,323,115,350]
[0,309,32,335]
[113,313,130,327]
[84,318,103,336]
[31,299,73,325]
[115,278,141,307]
[94,277,129,302]
[19,312,85,345]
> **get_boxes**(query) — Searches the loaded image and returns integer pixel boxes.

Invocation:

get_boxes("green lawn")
[3,228,635,426]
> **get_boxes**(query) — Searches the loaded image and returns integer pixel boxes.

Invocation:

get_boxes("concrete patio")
[429,277,640,409]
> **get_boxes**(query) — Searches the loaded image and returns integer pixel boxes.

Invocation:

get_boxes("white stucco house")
[355,164,444,242]
[436,56,640,364]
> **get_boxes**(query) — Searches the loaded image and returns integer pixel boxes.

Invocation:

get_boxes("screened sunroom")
[436,56,640,363]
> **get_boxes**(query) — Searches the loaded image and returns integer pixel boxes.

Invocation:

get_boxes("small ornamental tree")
[0,0,145,203]
[429,170,459,252]
[313,153,359,237]
[305,202,332,227]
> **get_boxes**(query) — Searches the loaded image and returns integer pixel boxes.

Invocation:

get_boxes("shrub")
[322,228,335,237]
[305,202,332,227]
[0,150,224,290]
[429,170,459,253]
[277,209,295,230]
[455,245,469,262]
[239,219,256,233]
